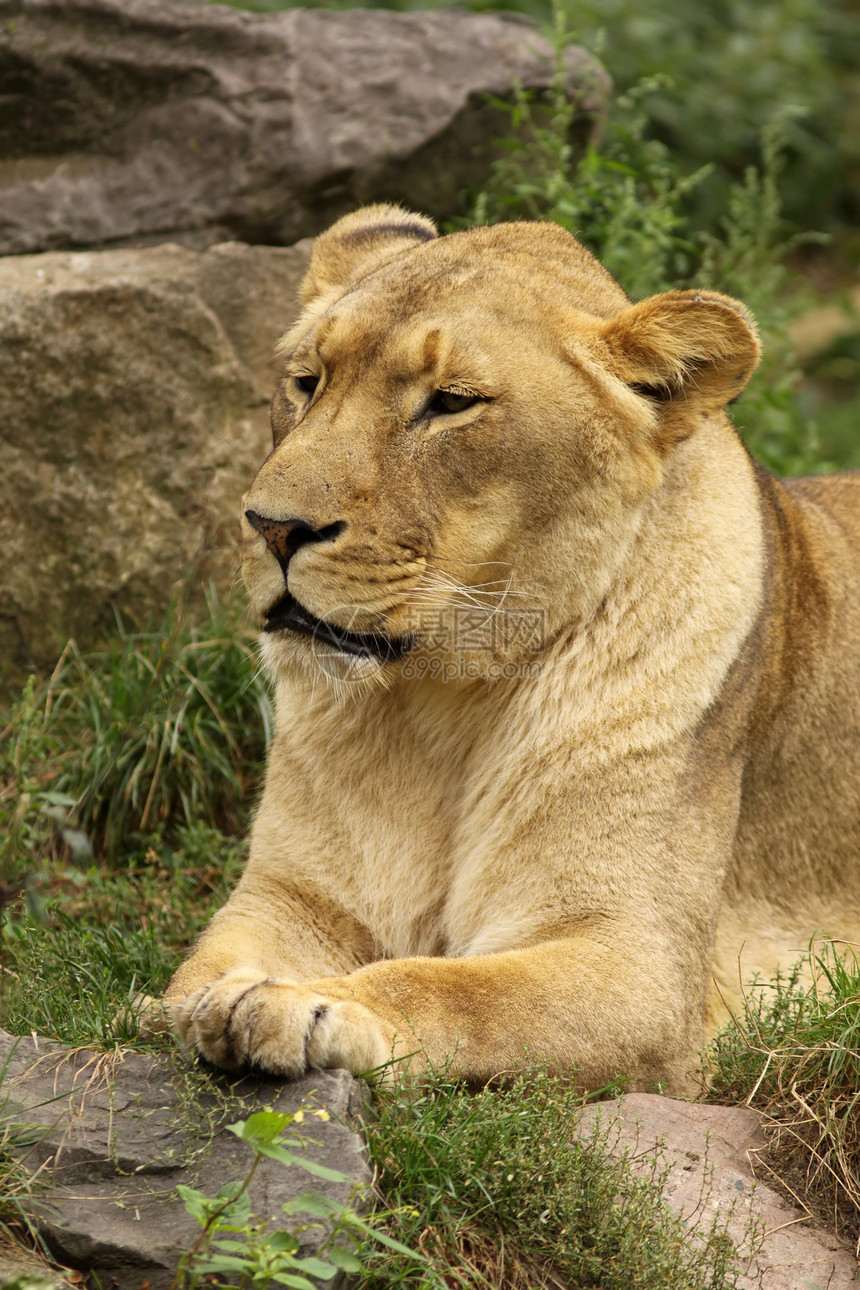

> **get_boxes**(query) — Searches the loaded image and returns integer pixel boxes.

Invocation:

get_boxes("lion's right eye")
[426,389,481,417]
[294,373,320,396]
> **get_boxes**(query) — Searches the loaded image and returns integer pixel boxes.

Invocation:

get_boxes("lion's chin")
[258,630,399,691]
[263,591,412,664]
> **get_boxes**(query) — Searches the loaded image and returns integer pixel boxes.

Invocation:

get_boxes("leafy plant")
[696,112,835,475]
[173,1108,421,1290]
[465,55,711,300]
[553,0,859,238]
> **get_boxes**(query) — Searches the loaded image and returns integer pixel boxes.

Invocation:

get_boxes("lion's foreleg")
[165,876,375,1000]
[171,935,703,1093]
[325,939,702,1091]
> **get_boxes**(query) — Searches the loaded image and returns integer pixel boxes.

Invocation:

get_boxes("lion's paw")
[169,968,392,1078]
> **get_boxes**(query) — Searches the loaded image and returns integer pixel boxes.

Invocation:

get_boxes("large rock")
[577,1094,860,1290]
[0,1028,370,1290]
[0,0,609,256]
[0,238,310,683]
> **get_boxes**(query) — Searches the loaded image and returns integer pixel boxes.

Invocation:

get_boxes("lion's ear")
[601,289,761,442]
[299,204,438,309]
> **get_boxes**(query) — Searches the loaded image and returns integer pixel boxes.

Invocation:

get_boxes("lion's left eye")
[294,373,320,396]
[426,389,481,416]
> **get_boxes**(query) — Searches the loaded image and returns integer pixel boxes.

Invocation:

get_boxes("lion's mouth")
[264,592,412,663]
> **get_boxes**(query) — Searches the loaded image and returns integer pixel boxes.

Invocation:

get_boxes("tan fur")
[167,206,860,1095]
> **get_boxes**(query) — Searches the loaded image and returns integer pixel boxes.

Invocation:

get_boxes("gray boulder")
[0,0,609,256]
[0,238,310,683]
[0,1028,370,1289]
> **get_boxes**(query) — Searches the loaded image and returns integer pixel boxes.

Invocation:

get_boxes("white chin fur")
[258,630,388,688]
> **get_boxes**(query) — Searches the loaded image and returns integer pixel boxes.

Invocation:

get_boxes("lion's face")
[241,207,760,684]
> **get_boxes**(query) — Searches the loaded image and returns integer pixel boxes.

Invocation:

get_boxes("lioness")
[168,205,860,1095]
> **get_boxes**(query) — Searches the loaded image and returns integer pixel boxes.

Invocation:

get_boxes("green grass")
[0,584,271,881]
[0,824,245,1047]
[706,941,860,1239]
[0,852,761,1288]
[0,824,246,1273]
[0,1074,50,1254]
[351,1066,754,1288]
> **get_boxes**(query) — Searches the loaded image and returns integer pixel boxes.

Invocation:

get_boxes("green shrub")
[212,0,858,238]
[457,10,856,479]
[566,0,858,238]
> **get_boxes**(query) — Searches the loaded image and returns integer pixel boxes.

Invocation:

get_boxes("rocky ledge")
[0,237,311,677]
[0,0,609,256]
[0,1028,370,1289]
[3,1028,858,1288]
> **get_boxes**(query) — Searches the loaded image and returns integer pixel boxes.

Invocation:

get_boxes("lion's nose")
[245,510,345,571]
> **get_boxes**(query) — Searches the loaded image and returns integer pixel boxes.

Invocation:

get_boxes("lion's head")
[241,204,760,685]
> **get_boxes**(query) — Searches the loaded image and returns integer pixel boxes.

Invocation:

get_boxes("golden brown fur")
[167,205,860,1094]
